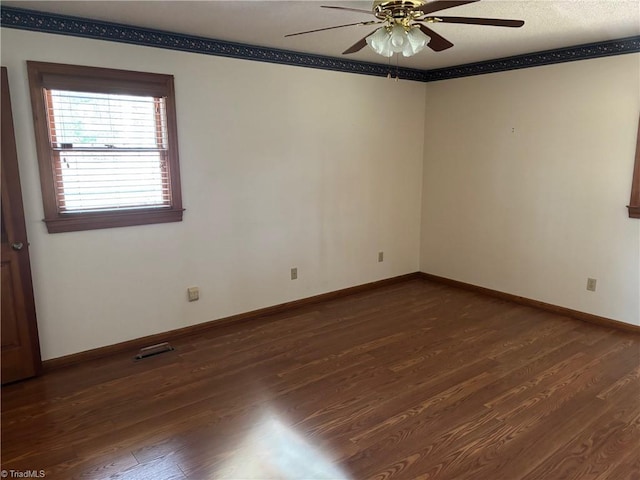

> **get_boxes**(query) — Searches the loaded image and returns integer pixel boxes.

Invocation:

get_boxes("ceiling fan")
[285,0,525,57]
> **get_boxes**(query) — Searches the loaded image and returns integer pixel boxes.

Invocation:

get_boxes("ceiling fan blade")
[285,21,374,37]
[321,5,374,15]
[417,24,454,52]
[418,0,480,15]
[433,16,525,27]
[342,31,377,54]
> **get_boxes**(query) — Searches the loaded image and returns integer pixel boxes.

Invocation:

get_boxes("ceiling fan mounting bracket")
[373,0,427,22]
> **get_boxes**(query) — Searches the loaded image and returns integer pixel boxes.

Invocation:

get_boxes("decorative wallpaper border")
[423,36,640,82]
[2,6,639,83]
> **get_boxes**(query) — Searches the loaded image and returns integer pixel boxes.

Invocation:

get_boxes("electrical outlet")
[291,267,298,280]
[586,278,597,292]
[378,251,384,263]
[187,286,199,302]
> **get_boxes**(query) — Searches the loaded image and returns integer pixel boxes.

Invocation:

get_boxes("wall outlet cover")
[187,286,200,301]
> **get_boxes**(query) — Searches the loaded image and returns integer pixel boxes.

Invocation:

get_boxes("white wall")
[1,28,426,360]
[420,54,640,326]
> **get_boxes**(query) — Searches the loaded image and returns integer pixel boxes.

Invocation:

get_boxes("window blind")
[46,89,171,213]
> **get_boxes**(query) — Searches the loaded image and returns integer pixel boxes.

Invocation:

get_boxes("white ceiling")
[4,1,639,70]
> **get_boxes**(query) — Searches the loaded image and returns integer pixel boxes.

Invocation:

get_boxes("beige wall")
[1,29,426,360]
[420,54,640,325]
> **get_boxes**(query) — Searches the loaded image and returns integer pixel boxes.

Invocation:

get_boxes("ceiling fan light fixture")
[389,24,407,50]
[366,23,428,57]
[403,26,429,56]
[366,26,394,57]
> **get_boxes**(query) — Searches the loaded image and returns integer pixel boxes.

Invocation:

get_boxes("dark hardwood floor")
[2,278,639,479]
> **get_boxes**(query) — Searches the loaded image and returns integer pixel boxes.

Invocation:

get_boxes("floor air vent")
[135,342,174,360]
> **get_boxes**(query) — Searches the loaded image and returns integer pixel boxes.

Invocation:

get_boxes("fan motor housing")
[373,0,427,20]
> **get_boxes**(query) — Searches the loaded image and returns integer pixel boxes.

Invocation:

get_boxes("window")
[628,115,640,219]
[27,61,183,233]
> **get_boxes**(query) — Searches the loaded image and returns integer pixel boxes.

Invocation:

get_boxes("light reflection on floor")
[214,413,351,479]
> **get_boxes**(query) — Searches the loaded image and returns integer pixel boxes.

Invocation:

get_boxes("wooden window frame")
[27,61,184,233]
[628,116,640,219]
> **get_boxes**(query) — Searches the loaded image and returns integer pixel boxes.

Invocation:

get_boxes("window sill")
[44,207,184,233]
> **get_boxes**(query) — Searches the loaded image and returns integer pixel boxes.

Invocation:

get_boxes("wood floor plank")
[520,389,640,480]
[426,352,638,480]
[1,278,638,479]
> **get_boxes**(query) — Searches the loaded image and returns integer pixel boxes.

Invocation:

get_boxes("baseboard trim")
[44,270,637,371]
[42,272,421,372]
[419,272,640,334]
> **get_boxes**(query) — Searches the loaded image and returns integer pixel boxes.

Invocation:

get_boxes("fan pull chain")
[386,54,400,81]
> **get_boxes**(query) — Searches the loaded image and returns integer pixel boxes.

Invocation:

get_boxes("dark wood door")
[1,67,42,384]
